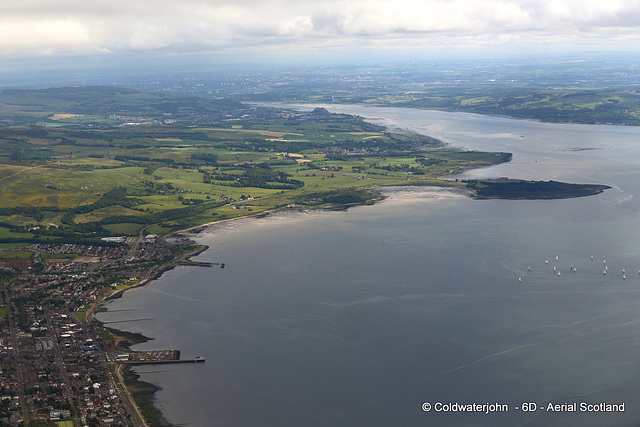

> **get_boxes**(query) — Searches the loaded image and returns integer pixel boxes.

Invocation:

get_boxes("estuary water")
[98,107,640,426]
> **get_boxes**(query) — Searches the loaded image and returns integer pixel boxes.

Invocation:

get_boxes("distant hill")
[0,86,244,126]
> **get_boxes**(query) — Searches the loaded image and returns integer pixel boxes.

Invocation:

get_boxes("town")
[0,233,207,426]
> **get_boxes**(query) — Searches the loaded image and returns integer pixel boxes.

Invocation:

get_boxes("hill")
[0,86,244,126]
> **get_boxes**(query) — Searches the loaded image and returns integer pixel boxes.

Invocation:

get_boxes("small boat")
[545,259,549,264]
[518,277,522,283]
[623,274,627,280]
[591,255,594,260]
[527,266,531,271]
[557,271,561,276]
[603,270,607,275]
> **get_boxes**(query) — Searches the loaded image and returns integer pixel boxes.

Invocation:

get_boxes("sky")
[2,0,640,73]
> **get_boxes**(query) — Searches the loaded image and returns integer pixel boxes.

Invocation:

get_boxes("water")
[98,107,640,426]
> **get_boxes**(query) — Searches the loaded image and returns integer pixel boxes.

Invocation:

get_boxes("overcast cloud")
[2,0,640,65]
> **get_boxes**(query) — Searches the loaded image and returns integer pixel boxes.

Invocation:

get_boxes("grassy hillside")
[0,86,242,126]
[243,86,640,126]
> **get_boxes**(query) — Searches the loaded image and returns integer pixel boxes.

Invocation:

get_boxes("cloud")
[1,0,640,59]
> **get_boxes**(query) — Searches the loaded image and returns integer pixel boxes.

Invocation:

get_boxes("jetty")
[178,260,213,267]
[123,357,205,365]
[177,260,225,268]
[111,350,205,365]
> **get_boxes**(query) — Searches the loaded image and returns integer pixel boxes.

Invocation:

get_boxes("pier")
[177,260,225,268]
[123,357,205,365]
[111,349,205,365]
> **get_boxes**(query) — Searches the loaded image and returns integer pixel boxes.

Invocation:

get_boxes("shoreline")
[91,184,479,424]
[93,174,611,425]
[93,180,608,425]
[90,189,406,426]
[89,243,209,427]
[258,101,640,127]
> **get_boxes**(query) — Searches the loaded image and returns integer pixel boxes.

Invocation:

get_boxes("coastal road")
[114,363,148,427]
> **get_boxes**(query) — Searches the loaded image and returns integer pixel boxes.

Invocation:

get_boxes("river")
[98,106,640,426]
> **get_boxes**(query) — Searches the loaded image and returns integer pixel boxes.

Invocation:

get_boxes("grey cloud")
[1,0,640,57]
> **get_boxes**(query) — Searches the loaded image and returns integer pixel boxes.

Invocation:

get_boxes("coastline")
[93,177,611,425]
[90,188,431,426]
[21,99,633,426]
[171,185,475,238]
[262,101,640,127]
[93,180,608,425]
[89,243,208,427]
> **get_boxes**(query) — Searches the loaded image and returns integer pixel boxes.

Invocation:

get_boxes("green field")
[102,223,145,235]
[41,253,77,262]
[0,226,34,239]
[0,250,32,261]
[0,86,606,243]
[0,101,514,240]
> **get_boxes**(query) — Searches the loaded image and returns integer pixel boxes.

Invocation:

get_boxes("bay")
[98,107,640,426]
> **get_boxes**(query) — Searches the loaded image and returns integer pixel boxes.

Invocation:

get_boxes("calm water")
[98,108,640,426]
